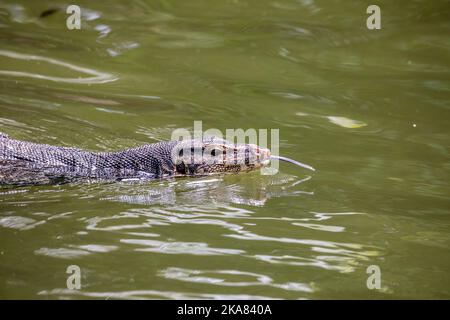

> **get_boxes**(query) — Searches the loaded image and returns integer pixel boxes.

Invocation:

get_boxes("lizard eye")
[211,148,222,157]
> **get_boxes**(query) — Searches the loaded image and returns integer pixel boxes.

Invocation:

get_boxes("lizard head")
[171,137,271,176]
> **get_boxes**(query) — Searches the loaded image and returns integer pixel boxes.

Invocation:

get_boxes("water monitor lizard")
[0,132,314,186]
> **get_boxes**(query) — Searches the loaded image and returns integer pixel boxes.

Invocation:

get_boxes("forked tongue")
[270,155,315,171]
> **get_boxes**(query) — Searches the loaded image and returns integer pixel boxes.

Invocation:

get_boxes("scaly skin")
[0,133,271,186]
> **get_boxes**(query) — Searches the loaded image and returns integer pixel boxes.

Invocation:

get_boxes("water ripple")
[38,288,278,300]
[0,50,118,84]
[121,239,244,256]
[160,267,313,292]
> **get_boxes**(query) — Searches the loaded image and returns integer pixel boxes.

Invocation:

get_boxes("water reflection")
[103,173,313,206]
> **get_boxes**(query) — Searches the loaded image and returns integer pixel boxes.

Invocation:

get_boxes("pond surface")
[0,0,449,299]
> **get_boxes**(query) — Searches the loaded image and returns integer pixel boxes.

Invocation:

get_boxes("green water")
[0,0,449,299]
